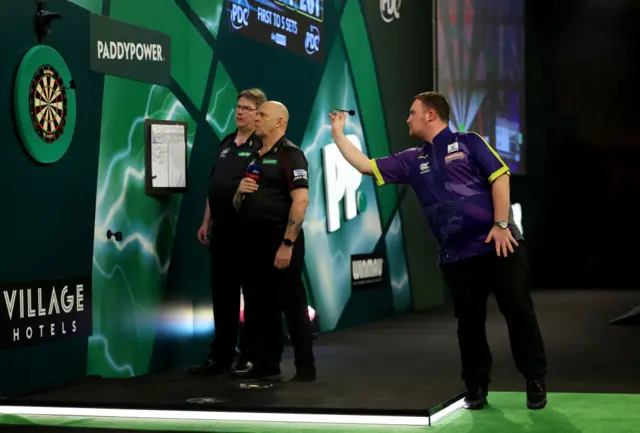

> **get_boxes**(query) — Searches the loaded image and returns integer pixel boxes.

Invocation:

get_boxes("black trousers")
[208,225,245,367]
[242,226,315,368]
[440,244,547,387]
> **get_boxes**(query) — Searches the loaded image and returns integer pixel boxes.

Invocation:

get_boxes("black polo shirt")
[239,136,309,228]
[208,131,259,226]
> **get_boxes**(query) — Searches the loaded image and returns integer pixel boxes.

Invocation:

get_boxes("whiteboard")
[150,123,186,188]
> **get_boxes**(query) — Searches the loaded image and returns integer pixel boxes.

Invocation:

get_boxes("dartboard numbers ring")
[14,45,77,164]
[29,65,68,143]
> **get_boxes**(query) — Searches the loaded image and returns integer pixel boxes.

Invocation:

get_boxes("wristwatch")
[494,221,509,230]
[282,238,294,247]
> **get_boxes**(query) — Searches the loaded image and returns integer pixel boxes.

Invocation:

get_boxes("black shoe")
[231,359,255,376]
[289,365,316,383]
[231,357,251,374]
[188,359,229,375]
[526,378,547,410]
[464,385,489,410]
[233,362,281,379]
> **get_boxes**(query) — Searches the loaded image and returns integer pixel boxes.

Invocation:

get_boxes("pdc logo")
[305,25,320,55]
[380,0,401,23]
[229,1,249,30]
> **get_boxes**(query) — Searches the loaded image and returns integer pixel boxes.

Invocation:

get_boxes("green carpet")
[434,392,640,432]
[1,393,639,432]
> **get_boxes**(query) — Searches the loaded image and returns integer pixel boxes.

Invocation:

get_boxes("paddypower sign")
[89,13,171,86]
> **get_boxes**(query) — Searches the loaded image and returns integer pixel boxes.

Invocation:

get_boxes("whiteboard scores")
[144,119,188,195]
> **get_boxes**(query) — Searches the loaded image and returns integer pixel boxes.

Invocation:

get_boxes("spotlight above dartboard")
[35,1,63,43]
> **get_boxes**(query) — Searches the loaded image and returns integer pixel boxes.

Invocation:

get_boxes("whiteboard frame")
[144,118,189,196]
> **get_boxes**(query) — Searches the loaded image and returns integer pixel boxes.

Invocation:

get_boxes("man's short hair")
[414,92,450,123]
[237,88,267,108]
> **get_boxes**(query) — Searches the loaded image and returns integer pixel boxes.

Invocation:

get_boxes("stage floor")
[7,289,640,415]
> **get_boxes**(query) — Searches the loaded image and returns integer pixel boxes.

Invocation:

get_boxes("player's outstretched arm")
[328,111,373,175]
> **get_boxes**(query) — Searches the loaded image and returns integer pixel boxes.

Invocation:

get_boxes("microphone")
[335,108,356,116]
[242,159,261,201]
[245,159,261,182]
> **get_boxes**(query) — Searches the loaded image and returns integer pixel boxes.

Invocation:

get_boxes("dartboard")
[15,45,76,164]
[29,65,68,143]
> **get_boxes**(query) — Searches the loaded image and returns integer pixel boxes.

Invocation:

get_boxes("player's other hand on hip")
[485,225,519,257]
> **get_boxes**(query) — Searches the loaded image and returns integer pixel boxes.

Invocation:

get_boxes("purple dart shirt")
[370,127,522,264]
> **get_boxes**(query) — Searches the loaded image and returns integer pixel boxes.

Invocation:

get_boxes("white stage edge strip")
[430,398,466,424]
[0,399,465,427]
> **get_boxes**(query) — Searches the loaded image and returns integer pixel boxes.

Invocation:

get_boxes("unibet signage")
[322,135,364,233]
[352,257,384,282]
[351,253,386,290]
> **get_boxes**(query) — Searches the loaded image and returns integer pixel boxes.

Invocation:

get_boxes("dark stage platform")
[6,289,640,416]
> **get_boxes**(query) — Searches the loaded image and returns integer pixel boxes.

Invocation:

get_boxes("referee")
[189,88,266,375]
[327,92,547,410]
[232,101,316,382]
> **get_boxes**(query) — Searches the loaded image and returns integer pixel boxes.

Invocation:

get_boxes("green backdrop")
[0,0,441,393]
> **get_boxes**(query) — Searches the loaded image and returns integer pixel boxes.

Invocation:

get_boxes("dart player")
[327,92,548,410]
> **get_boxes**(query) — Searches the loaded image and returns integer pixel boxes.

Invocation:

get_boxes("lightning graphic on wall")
[86,0,414,377]
[300,37,411,330]
[89,81,196,378]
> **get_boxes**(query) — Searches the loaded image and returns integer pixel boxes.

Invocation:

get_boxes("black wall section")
[359,0,443,309]
[0,0,104,394]
[522,0,640,289]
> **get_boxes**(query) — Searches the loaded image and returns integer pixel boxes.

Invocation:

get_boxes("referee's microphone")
[245,160,261,182]
[242,159,261,201]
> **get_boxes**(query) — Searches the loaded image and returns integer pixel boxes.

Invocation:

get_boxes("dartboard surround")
[14,45,76,164]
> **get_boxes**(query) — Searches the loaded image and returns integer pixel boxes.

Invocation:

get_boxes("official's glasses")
[235,104,257,113]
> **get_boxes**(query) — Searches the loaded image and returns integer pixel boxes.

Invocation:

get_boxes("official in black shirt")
[232,101,316,382]
[190,89,266,375]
